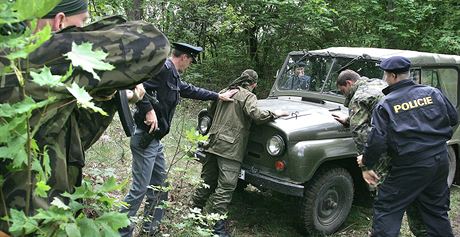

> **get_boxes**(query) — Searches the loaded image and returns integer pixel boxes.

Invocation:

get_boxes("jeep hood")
[256,97,350,141]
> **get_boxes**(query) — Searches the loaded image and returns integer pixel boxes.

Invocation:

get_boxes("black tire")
[301,167,354,235]
[447,146,456,187]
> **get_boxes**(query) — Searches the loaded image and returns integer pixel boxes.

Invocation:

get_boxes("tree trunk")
[247,26,259,65]
[126,0,144,21]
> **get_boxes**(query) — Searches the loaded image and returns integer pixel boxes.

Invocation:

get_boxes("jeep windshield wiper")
[294,51,311,65]
[336,53,370,73]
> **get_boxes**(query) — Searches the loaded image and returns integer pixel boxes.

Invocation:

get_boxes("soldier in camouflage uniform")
[191,70,287,237]
[332,69,427,237]
[332,70,389,182]
[0,0,170,233]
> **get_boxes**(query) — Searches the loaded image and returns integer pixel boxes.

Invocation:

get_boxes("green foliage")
[0,96,54,168]
[0,2,124,236]
[90,0,459,97]
[66,82,108,116]
[7,180,130,237]
[30,66,64,87]
[8,209,39,235]
[6,24,52,60]
[65,42,115,80]
[12,0,61,22]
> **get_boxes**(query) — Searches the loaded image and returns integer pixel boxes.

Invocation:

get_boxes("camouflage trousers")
[370,154,428,237]
[191,153,241,215]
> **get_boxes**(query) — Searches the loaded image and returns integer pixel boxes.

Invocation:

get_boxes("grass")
[85,101,460,236]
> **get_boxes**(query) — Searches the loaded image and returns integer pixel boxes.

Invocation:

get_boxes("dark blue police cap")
[379,56,411,73]
[172,42,203,63]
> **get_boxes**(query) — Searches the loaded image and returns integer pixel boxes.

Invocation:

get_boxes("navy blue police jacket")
[134,58,218,140]
[363,79,458,168]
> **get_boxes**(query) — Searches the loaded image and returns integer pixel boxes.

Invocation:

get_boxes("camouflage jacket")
[0,15,169,227]
[345,77,387,155]
[205,86,275,162]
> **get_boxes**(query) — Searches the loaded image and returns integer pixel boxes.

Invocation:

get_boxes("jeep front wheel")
[301,167,354,235]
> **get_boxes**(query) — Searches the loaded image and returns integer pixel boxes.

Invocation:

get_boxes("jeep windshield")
[276,55,384,95]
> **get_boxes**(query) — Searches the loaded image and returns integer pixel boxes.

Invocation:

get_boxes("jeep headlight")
[198,115,211,135]
[266,135,285,156]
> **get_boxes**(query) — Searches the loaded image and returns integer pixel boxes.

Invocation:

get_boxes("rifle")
[115,90,135,137]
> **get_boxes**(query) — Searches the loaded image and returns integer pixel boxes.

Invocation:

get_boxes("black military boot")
[213,220,231,237]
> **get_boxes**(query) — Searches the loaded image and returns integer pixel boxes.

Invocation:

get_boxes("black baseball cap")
[379,56,411,73]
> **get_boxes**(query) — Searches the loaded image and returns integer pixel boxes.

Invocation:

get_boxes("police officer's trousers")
[192,153,241,215]
[371,151,454,237]
[120,131,168,237]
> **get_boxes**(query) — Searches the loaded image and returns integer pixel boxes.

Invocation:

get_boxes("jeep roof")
[292,47,460,65]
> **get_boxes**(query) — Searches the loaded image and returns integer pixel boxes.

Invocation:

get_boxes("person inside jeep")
[281,62,311,90]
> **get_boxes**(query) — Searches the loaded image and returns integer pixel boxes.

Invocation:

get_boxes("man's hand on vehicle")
[332,113,349,126]
[273,110,289,117]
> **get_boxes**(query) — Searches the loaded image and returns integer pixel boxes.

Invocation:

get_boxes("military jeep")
[195,47,460,235]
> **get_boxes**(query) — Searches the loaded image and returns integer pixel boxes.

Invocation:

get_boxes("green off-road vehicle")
[195,47,460,235]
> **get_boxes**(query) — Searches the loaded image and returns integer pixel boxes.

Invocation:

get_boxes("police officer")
[333,69,427,236]
[362,56,458,237]
[191,69,287,237]
[120,43,236,237]
[0,0,170,234]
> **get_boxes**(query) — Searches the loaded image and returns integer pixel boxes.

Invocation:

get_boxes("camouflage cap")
[228,69,258,88]
[241,69,258,82]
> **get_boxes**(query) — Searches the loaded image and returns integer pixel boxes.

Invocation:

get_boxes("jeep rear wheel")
[447,146,456,187]
[301,167,354,235]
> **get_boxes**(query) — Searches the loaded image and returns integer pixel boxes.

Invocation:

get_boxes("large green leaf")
[32,158,45,180]
[77,218,100,237]
[12,0,61,22]
[0,114,27,143]
[65,42,115,80]
[62,181,96,200]
[33,207,71,225]
[0,96,55,117]
[51,197,70,210]
[0,1,17,24]
[97,212,130,230]
[7,24,52,60]
[8,209,39,235]
[30,66,64,88]
[0,135,27,168]
[97,176,127,193]
[66,82,108,115]
[65,223,82,237]
[99,222,123,237]
[35,180,51,198]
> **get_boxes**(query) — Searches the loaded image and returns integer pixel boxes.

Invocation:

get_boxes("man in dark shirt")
[362,56,457,237]
[120,43,236,237]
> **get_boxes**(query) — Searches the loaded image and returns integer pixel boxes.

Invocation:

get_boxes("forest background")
[90,0,460,95]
